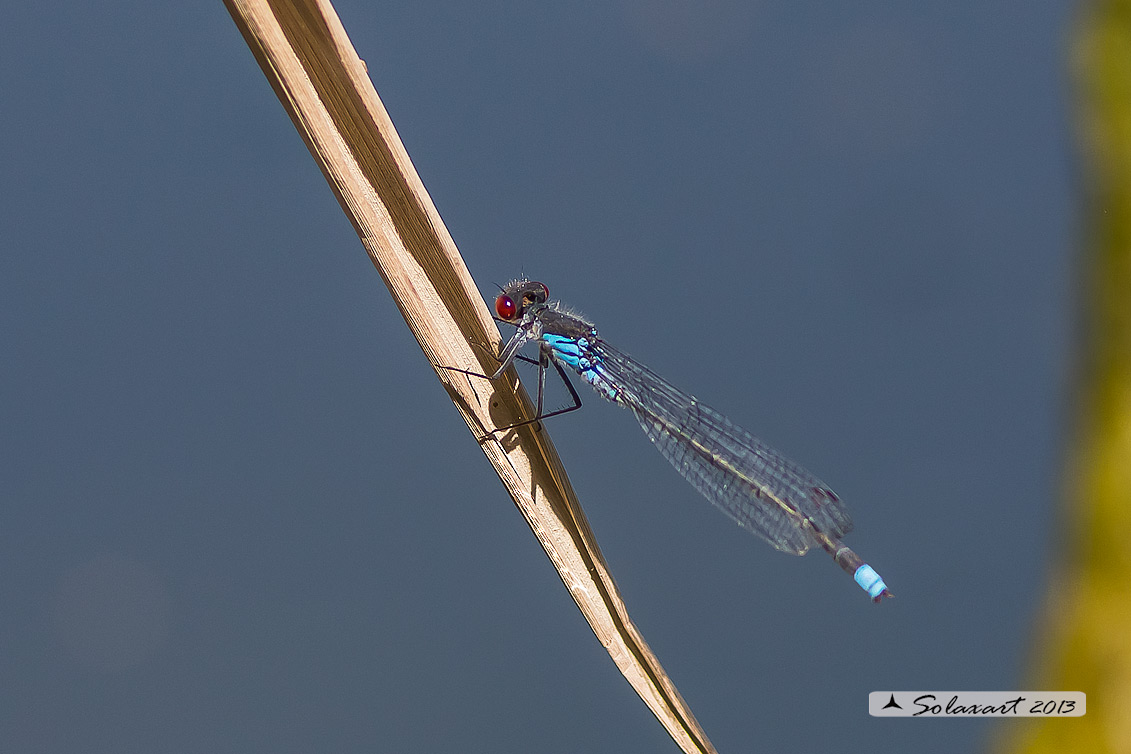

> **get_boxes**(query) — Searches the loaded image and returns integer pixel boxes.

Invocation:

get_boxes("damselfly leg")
[439,349,583,436]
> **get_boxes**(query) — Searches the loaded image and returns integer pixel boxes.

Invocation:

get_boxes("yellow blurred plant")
[995,2,1131,752]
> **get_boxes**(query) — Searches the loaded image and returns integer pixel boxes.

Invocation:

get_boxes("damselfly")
[448,279,891,602]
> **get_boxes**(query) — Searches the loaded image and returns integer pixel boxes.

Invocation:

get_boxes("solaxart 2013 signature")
[911,694,1078,717]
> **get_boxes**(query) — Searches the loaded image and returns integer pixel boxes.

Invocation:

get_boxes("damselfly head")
[495,279,550,321]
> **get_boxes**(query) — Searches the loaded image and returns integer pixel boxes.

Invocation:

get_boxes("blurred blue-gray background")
[1,2,1072,752]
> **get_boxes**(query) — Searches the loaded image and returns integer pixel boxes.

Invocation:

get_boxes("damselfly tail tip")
[871,588,894,604]
[853,564,891,603]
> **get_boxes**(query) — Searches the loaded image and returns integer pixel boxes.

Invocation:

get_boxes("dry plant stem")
[224,1,719,752]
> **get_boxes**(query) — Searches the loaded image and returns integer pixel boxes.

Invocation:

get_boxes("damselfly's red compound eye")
[538,282,549,300]
[495,294,517,320]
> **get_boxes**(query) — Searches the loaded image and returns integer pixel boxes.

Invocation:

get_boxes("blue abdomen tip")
[854,564,888,600]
